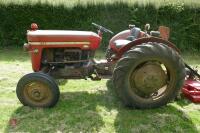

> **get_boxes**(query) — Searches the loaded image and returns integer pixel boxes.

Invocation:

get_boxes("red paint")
[109,30,131,47]
[26,24,179,72]
[27,29,101,71]
[27,32,101,50]
[29,44,101,71]
[31,23,38,31]
[116,37,180,58]
[29,45,42,72]
[109,30,130,53]
[108,30,178,58]
[182,80,200,103]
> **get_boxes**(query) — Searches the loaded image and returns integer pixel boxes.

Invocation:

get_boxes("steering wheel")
[92,22,114,34]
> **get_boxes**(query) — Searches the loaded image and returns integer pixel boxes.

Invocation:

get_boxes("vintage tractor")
[16,22,199,109]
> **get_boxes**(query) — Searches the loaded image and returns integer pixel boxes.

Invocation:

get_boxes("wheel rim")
[129,61,170,99]
[23,81,52,106]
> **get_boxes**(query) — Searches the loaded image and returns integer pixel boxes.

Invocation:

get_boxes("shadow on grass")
[106,80,199,133]
[6,80,198,132]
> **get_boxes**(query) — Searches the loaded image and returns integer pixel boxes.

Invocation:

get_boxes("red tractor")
[16,23,199,109]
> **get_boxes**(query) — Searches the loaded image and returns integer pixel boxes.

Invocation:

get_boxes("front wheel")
[113,42,185,109]
[16,72,60,108]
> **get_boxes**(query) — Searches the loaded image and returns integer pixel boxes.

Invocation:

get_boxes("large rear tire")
[16,72,60,108]
[113,42,185,109]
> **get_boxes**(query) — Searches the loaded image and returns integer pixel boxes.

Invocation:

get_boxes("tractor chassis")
[42,59,114,80]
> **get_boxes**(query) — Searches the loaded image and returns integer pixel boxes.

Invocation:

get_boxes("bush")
[0,2,199,51]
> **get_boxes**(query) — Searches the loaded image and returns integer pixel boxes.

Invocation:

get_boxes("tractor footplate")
[182,80,200,103]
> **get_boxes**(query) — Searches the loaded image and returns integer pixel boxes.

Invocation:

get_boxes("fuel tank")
[27,30,101,50]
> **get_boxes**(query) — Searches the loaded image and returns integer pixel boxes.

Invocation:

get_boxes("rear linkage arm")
[185,63,200,79]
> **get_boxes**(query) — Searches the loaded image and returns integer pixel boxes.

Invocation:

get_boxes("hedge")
[0,2,199,51]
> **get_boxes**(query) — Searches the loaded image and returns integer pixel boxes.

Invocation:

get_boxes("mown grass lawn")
[0,48,200,133]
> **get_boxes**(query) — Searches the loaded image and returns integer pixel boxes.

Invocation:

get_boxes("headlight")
[23,43,30,51]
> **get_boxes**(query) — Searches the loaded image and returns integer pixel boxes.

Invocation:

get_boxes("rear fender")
[117,37,180,58]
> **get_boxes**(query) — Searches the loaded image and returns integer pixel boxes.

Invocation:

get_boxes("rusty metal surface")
[130,62,167,95]
[47,59,89,64]
[23,81,52,105]
[159,26,170,40]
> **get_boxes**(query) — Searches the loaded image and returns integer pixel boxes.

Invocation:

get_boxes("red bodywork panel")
[109,30,179,59]
[109,30,131,47]
[114,37,180,58]
[27,30,101,71]
[182,80,200,103]
[109,29,145,52]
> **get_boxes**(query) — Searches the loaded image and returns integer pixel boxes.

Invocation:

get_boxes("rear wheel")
[16,72,60,108]
[113,42,185,109]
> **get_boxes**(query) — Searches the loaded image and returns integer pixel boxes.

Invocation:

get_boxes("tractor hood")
[27,30,100,42]
[27,30,102,50]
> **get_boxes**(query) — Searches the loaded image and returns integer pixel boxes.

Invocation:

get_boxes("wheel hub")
[132,62,167,95]
[31,89,43,100]
[24,81,50,104]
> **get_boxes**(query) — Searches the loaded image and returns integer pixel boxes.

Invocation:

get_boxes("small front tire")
[16,72,60,108]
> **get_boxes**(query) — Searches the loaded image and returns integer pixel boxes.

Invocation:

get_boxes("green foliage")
[130,4,200,52]
[0,1,199,51]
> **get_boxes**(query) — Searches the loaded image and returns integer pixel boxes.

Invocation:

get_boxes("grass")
[0,48,200,133]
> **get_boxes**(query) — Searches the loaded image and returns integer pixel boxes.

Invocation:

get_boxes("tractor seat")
[113,39,131,49]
